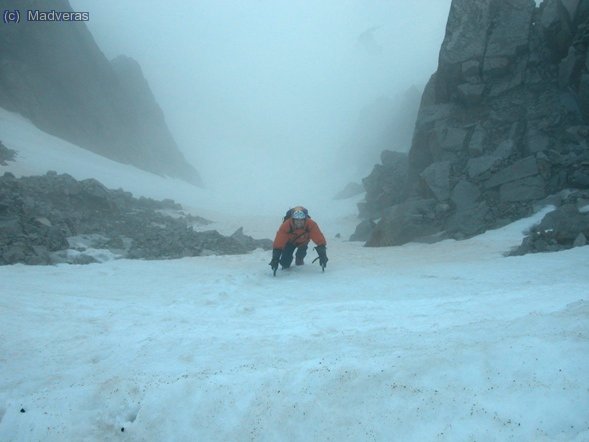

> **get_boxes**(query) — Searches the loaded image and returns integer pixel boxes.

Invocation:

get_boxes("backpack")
[283,207,309,222]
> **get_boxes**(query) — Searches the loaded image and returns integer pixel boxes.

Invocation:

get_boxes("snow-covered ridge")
[0,108,209,208]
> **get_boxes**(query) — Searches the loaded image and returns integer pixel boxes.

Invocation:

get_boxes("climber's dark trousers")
[280,243,308,268]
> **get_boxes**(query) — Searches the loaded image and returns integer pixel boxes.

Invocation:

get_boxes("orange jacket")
[272,218,327,249]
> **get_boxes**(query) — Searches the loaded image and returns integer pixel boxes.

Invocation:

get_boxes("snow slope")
[0,108,355,239]
[1,109,588,441]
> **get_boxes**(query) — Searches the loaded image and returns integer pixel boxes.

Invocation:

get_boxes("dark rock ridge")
[0,0,201,186]
[0,172,271,265]
[357,0,589,250]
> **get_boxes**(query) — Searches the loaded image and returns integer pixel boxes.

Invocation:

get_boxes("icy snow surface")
[1,108,588,441]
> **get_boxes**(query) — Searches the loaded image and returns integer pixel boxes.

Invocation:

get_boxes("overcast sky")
[70,0,451,203]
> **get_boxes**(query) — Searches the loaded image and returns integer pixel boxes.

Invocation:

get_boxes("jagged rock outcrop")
[0,172,270,265]
[349,219,376,242]
[509,190,589,254]
[357,150,409,220]
[0,0,201,185]
[357,0,589,249]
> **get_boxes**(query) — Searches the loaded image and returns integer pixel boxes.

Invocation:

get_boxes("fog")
[71,0,451,208]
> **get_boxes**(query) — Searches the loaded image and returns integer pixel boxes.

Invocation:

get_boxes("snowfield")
[1,108,589,441]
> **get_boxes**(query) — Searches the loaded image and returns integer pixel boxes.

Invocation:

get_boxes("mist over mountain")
[0,0,201,185]
[339,86,421,177]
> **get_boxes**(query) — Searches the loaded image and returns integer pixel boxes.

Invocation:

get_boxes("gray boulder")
[365,199,442,247]
[500,176,546,202]
[446,202,491,238]
[510,202,589,254]
[467,139,514,179]
[420,161,452,201]
[451,180,481,211]
[536,203,589,242]
[573,232,587,246]
[349,220,376,242]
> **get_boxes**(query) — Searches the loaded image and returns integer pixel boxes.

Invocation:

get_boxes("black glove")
[315,245,328,267]
[269,248,282,270]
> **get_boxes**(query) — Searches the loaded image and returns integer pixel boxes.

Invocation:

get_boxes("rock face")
[0,172,271,265]
[0,0,201,185]
[358,0,589,249]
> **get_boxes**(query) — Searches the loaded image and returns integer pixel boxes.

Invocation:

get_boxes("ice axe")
[312,251,326,272]
[312,256,325,272]
[312,245,327,272]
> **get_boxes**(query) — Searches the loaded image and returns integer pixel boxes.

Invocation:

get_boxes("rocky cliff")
[357,0,589,250]
[0,0,201,185]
